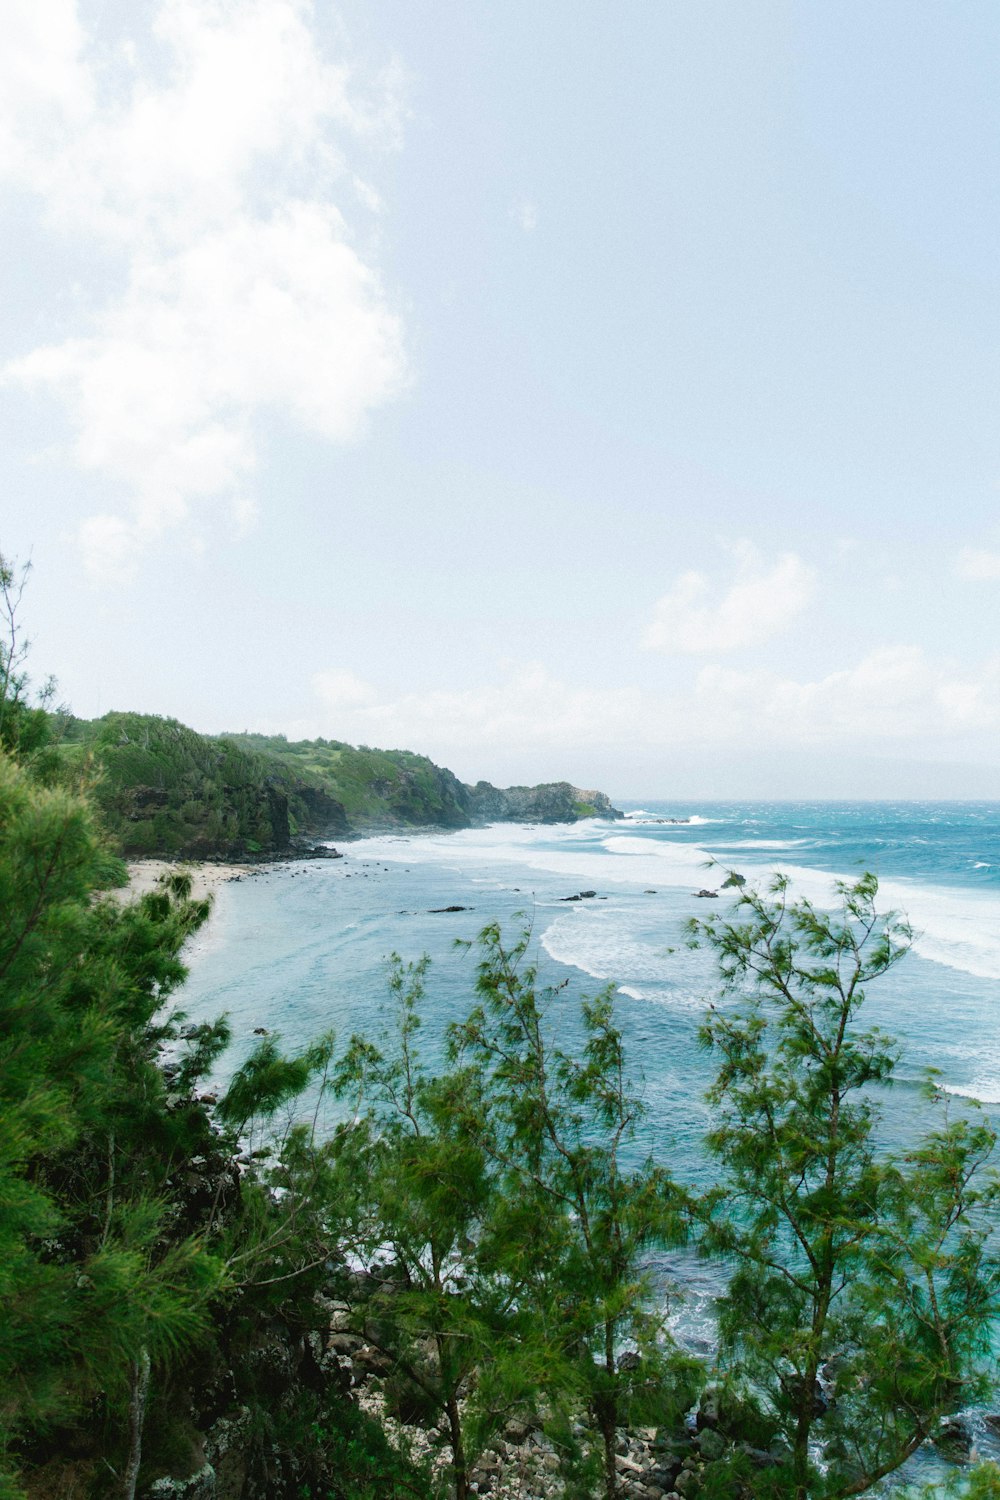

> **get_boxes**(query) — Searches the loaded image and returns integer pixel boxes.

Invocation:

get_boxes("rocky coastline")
[68,709,623,862]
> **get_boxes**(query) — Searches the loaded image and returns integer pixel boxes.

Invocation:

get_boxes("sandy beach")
[124,859,260,903]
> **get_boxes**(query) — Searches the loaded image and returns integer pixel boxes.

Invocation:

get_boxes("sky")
[3,0,1000,799]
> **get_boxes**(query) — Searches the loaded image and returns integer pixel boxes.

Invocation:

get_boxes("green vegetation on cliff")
[60,714,621,860]
[232,731,471,829]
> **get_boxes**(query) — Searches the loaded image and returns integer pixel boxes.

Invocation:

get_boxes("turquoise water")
[178,800,1000,1476]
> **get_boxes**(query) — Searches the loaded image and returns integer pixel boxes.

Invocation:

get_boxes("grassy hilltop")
[61,712,621,859]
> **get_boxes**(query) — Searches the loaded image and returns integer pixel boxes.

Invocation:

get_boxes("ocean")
[178,799,1000,1478]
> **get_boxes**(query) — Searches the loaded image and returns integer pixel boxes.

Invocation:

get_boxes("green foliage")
[334,956,550,1500]
[449,924,702,1500]
[0,749,225,1495]
[0,552,63,779]
[296,1401,434,1499]
[60,715,479,858]
[231,732,472,828]
[62,712,294,857]
[692,873,1000,1500]
[217,1032,337,1138]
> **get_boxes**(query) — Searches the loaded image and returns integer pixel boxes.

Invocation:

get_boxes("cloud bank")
[305,647,1000,761]
[2,0,407,579]
[955,548,1000,582]
[643,545,816,654]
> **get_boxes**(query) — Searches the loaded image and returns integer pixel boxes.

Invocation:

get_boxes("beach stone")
[934,1416,973,1462]
[694,1428,726,1462]
[696,1388,721,1429]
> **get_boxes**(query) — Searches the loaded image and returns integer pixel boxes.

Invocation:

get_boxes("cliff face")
[64,715,621,858]
[465,780,623,824]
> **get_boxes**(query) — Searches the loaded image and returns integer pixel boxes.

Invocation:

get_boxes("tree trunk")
[792,1351,823,1500]
[123,1345,151,1500]
[446,1391,469,1500]
[597,1321,618,1500]
[598,1406,617,1500]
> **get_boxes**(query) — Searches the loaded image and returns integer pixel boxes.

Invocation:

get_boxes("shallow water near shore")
[178,799,1000,1485]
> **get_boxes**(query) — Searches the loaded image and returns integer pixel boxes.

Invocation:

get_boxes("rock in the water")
[934,1416,973,1462]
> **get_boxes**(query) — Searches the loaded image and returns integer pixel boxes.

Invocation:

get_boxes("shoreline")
[123,858,264,903]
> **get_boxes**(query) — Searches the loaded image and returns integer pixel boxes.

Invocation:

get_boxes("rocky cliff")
[466,780,623,824]
[63,715,622,859]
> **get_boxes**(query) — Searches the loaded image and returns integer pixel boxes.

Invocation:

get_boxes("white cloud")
[77,513,143,584]
[643,545,816,654]
[1,0,407,580]
[313,668,379,711]
[512,198,538,232]
[955,548,1000,581]
[299,648,1000,761]
[307,663,644,753]
[694,646,1000,744]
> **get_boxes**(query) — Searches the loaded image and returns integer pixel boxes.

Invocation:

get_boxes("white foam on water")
[876,877,1000,982]
[938,1080,1000,1106]
[347,825,1000,984]
[621,813,725,826]
[540,908,717,1013]
[540,910,674,985]
[705,838,810,850]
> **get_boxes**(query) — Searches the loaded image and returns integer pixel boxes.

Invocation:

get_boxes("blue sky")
[3,1,1000,797]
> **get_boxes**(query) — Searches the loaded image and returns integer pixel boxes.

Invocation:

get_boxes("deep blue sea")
[179,800,1000,1481]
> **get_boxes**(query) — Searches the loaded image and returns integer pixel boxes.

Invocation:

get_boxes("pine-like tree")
[693,873,1000,1500]
[451,924,702,1500]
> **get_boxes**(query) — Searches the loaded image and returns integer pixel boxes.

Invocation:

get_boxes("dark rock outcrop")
[288,784,349,840]
[466,780,623,825]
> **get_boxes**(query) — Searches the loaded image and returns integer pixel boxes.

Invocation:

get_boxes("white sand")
[123,859,260,903]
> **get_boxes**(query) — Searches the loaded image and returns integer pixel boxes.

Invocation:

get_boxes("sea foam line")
[346,825,1000,983]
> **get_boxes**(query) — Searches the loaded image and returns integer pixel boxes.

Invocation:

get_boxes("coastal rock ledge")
[467,781,623,825]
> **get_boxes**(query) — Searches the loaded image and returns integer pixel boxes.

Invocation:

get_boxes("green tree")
[451,924,701,1500]
[692,873,1000,1500]
[0,551,61,774]
[334,955,549,1500]
[0,753,225,1497]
